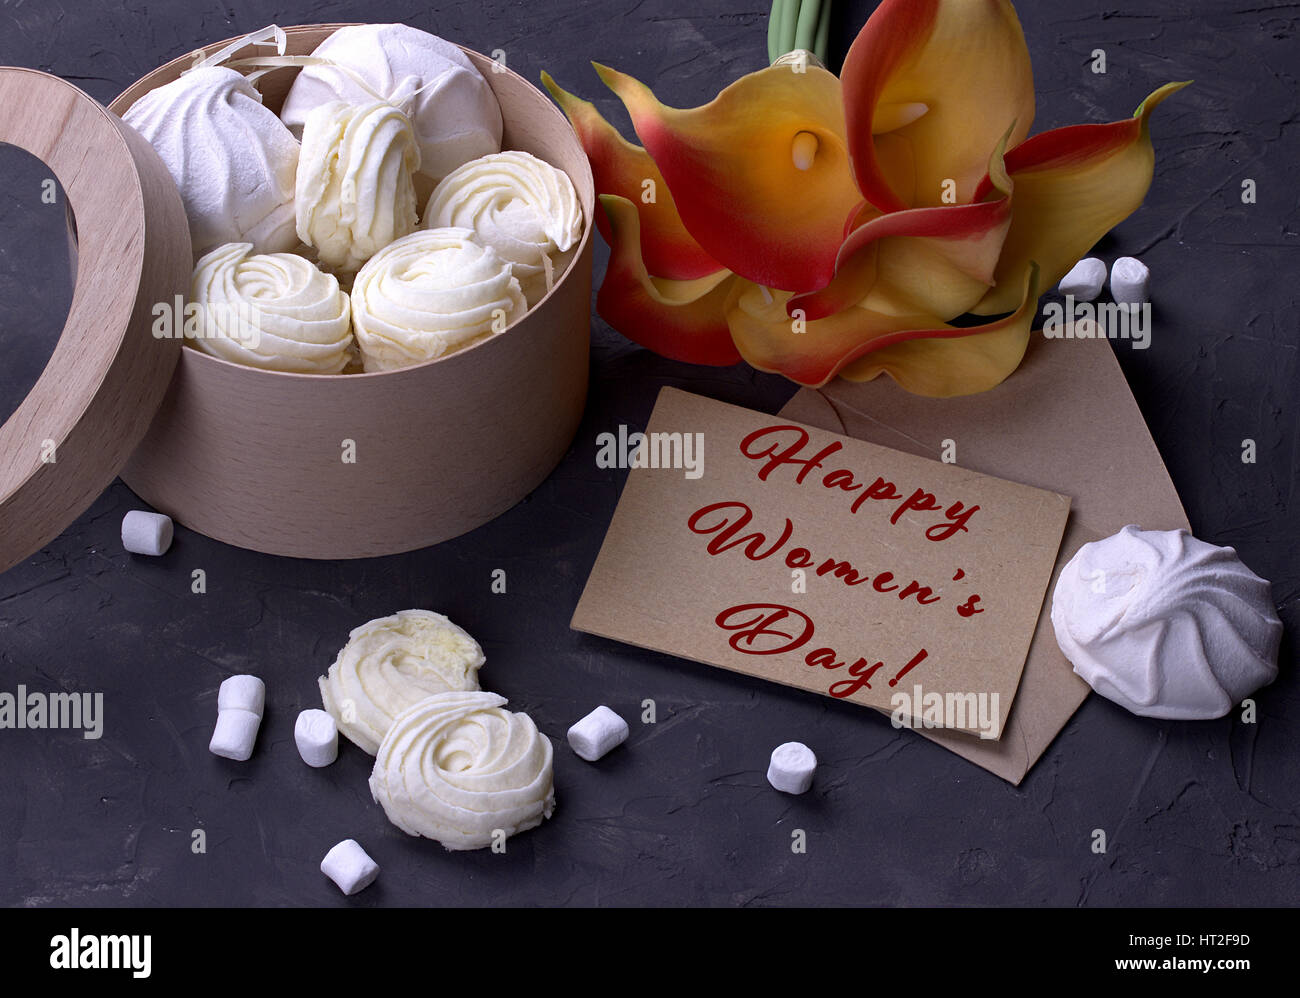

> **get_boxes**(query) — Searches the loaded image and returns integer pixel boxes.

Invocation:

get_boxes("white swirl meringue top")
[295,100,421,273]
[279,23,503,183]
[123,66,300,258]
[369,691,555,851]
[1051,526,1282,719]
[188,242,353,374]
[349,227,526,371]
[423,151,584,305]
[319,610,485,755]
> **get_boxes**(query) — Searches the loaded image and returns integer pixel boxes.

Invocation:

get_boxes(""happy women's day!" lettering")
[572,389,1069,737]
[739,425,980,542]
[686,423,994,702]
[713,603,929,700]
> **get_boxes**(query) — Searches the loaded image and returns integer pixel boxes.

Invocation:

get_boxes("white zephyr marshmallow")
[188,243,354,373]
[122,66,300,258]
[1109,256,1150,307]
[320,838,380,896]
[1058,257,1107,301]
[218,675,265,717]
[349,228,526,371]
[294,100,421,274]
[295,708,339,768]
[767,741,817,794]
[280,23,502,184]
[319,609,485,756]
[369,691,554,851]
[1051,525,1282,719]
[567,705,629,762]
[121,510,173,556]
[209,708,261,761]
[423,151,584,305]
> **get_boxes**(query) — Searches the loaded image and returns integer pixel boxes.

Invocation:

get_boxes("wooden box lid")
[0,67,192,574]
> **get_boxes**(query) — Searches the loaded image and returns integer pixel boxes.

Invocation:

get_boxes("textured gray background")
[0,0,1296,906]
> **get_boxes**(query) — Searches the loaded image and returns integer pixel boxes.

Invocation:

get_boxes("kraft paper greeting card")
[572,388,1071,737]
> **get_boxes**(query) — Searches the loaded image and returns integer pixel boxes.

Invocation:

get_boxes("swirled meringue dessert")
[423,150,584,305]
[295,100,421,273]
[123,67,300,257]
[188,242,353,373]
[319,610,486,755]
[279,23,502,185]
[350,227,526,371]
[1051,526,1282,719]
[369,690,555,851]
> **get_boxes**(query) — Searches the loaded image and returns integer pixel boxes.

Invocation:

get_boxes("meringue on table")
[319,609,486,756]
[369,690,555,851]
[349,227,527,371]
[188,242,353,374]
[279,22,503,187]
[122,67,300,258]
[424,150,584,306]
[295,100,421,274]
[1051,525,1282,720]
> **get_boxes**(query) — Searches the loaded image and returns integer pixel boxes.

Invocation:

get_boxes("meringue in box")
[424,150,584,306]
[189,242,353,374]
[295,99,421,274]
[279,22,503,187]
[122,66,299,258]
[124,23,583,374]
[108,24,594,559]
[351,227,527,371]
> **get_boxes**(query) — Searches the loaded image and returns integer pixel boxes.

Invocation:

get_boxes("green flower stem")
[794,0,821,53]
[778,0,801,61]
[768,0,788,64]
[770,0,832,65]
[813,0,832,64]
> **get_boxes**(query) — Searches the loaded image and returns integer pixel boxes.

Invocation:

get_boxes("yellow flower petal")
[841,263,1041,396]
[791,131,1014,322]
[597,195,741,365]
[726,262,1039,392]
[972,81,1190,315]
[541,71,722,281]
[595,62,862,291]
[841,0,1035,211]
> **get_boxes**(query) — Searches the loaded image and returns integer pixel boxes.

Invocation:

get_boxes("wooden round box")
[0,24,594,570]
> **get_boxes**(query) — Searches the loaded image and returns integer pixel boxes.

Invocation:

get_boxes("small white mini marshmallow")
[1058,257,1107,301]
[767,741,817,794]
[321,839,379,896]
[209,708,262,761]
[295,708,339,768]
[567,705,629,762]
[217,675,265,717]
[121,510,173,556]
[1110,256,1150,307]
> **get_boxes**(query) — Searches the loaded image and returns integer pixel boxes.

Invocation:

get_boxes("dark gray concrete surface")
[0,0,1296,906]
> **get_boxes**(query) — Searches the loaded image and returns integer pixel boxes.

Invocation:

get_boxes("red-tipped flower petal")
[597,194,741,366]
[790,131,1014,321]
[727,262,1039,391]
[841,0,1034,212]
[839,264,1040,396]
[972,81,1190,315]
[596,62,863,292]
[542,71,721,281]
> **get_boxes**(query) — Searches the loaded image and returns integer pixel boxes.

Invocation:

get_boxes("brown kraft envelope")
[573,386,1072,738]
[778,332,1190,783]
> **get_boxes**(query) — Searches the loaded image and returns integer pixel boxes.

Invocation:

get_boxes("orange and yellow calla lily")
[543,0,1188,396]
